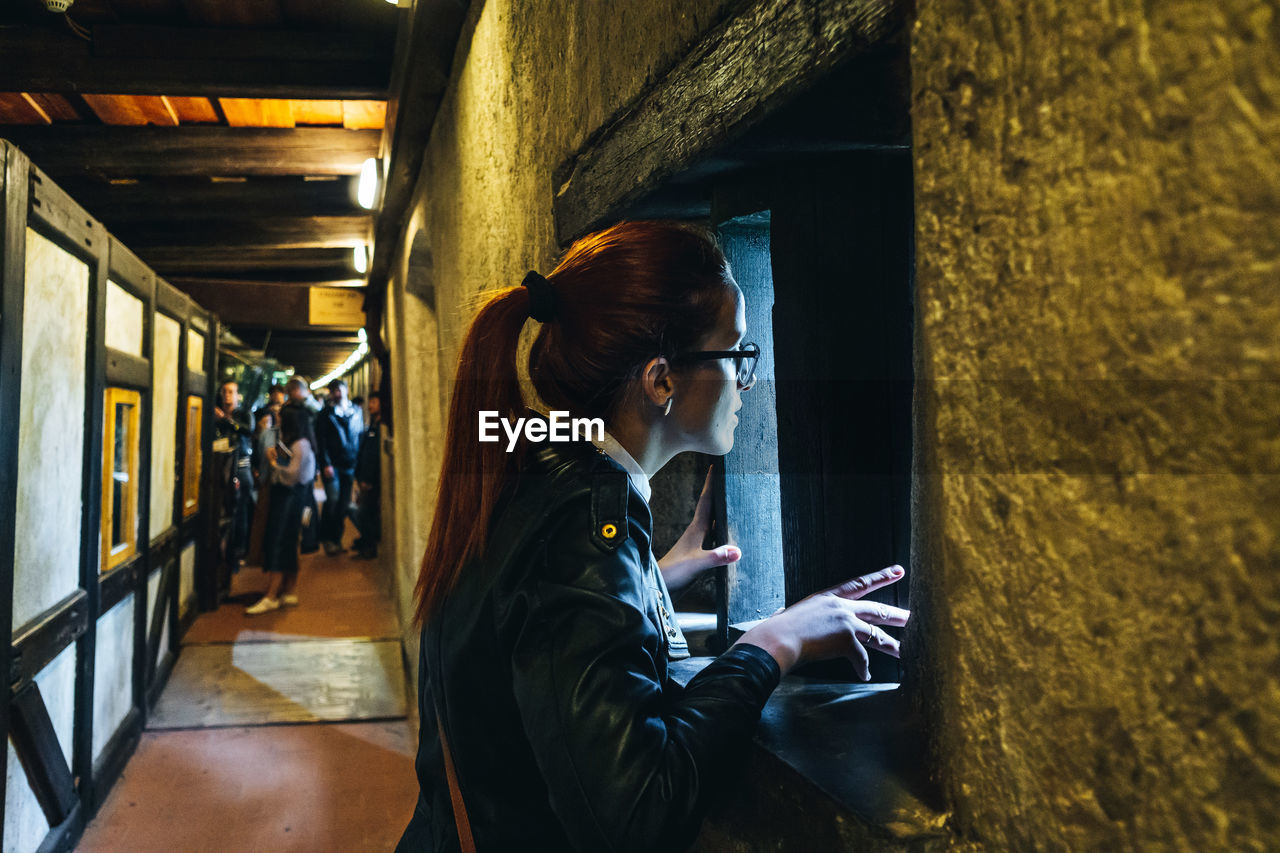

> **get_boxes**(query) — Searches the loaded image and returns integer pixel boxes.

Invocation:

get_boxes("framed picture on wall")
[101,387,142,571]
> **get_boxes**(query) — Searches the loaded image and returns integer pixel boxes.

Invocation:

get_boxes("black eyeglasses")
[674,342,760,389]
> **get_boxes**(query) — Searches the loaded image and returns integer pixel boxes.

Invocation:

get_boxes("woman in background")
[246,405,316,615]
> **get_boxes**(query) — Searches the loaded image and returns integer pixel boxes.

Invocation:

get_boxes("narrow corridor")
[76,527,417,852]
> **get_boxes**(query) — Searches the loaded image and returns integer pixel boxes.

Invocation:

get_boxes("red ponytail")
[414,221,731,624]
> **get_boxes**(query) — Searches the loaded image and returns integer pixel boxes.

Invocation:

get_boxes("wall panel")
[12,228,88,632]
[104,281,144,357]
[178,542,196,619]
[91,595,134,762]
[2,644,76,853]
[149,314,180,540]
[146,568,163,646]
[186,329,205,374]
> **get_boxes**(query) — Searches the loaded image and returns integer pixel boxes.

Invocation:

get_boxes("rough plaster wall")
[3,644,76,853]
[92,594,135,761]
[388,0,741,631]
[386,221,443,653]
[105,280,143,356]
[417,0,740,370]
[150,313,180,539]
[910,2,1280,850]
[13,228,87,632]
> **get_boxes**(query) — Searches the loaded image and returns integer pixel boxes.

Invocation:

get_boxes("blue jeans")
[320,468,355,545]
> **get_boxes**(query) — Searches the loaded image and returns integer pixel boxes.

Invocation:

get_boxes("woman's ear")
[640,357,675,409]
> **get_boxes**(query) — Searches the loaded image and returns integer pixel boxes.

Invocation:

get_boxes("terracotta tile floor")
[78,529,418,852]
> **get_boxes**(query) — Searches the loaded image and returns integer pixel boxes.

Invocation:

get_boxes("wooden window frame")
[101,389,141,572]
[182,395,202,518]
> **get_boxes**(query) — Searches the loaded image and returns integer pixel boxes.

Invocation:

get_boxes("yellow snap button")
[601,523,618,539]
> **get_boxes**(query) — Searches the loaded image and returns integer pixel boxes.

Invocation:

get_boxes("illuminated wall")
[909,2,1280,848]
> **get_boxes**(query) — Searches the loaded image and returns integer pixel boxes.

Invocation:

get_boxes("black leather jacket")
[396,437,781,852]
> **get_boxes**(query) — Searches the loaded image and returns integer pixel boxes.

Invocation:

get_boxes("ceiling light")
[357,157,379,210]
[353,245,368,274]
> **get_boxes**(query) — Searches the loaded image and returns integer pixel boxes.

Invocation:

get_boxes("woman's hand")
[658,466,741,596]
[735,565,910,680]
[265,446,278,465]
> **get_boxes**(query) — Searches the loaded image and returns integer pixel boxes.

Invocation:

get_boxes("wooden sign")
[309,287,365,327]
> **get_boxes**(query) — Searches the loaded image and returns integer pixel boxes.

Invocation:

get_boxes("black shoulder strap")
[589,469,629,552]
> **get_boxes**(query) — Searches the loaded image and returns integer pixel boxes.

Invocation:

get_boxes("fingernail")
[725,546,741,561]
[890,565,904,576]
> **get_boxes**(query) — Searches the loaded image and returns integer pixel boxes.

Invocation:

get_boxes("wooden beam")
[168,275,365,289]
[140,247,355,276]
[0,27,392,99]
[171,280,366,330]
[551,0,904,243]
[1,127,380,179]
[366,0,468,339]
[62,178,363,224]
[115,215,372,250]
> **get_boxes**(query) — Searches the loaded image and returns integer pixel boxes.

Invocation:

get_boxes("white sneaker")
[245,597,280,615]
[281,594,299,607]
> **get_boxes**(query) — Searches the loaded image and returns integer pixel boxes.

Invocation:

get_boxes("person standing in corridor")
[352,391,382,559]
[315,378,363,555]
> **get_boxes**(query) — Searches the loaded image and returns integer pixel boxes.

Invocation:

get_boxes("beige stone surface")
[105,279,144,356]
[910,1,1280,850]
[92,594,135,762]
[186,327,205,373]
[14,227,87,631]
[150,313,180,539]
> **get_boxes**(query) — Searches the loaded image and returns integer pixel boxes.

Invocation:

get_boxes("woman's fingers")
[850,601,910,627]
[847,632,872,681]
[852,618,901,659]
[826,565,905,600]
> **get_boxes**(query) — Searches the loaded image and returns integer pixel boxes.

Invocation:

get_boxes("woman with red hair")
[398,221,909,852]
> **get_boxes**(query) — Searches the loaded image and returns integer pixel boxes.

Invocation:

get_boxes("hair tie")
[522,270,557,323]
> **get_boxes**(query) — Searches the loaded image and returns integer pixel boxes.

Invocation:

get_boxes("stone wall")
[385,0,1279,849]
[383,0,740,651]
[910,1,1280,849]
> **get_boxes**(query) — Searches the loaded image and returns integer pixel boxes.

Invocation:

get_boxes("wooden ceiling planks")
[293,100,345,126]
[342,100,386,130]
[1,93,386,129]
[82,94,179,126]
[25,93,81,122]
[219,98,295,128]
[166,96,220,123]
[0,93,48,125]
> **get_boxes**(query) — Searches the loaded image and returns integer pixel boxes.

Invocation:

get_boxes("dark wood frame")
[0,141,218,851]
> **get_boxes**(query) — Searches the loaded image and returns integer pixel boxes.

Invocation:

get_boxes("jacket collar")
[590,430,651,503]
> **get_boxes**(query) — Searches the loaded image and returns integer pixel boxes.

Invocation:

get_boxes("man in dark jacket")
[283,377,323,554]
[314,378,363,555]
[352,391,382,559]
[213,381,254,560]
